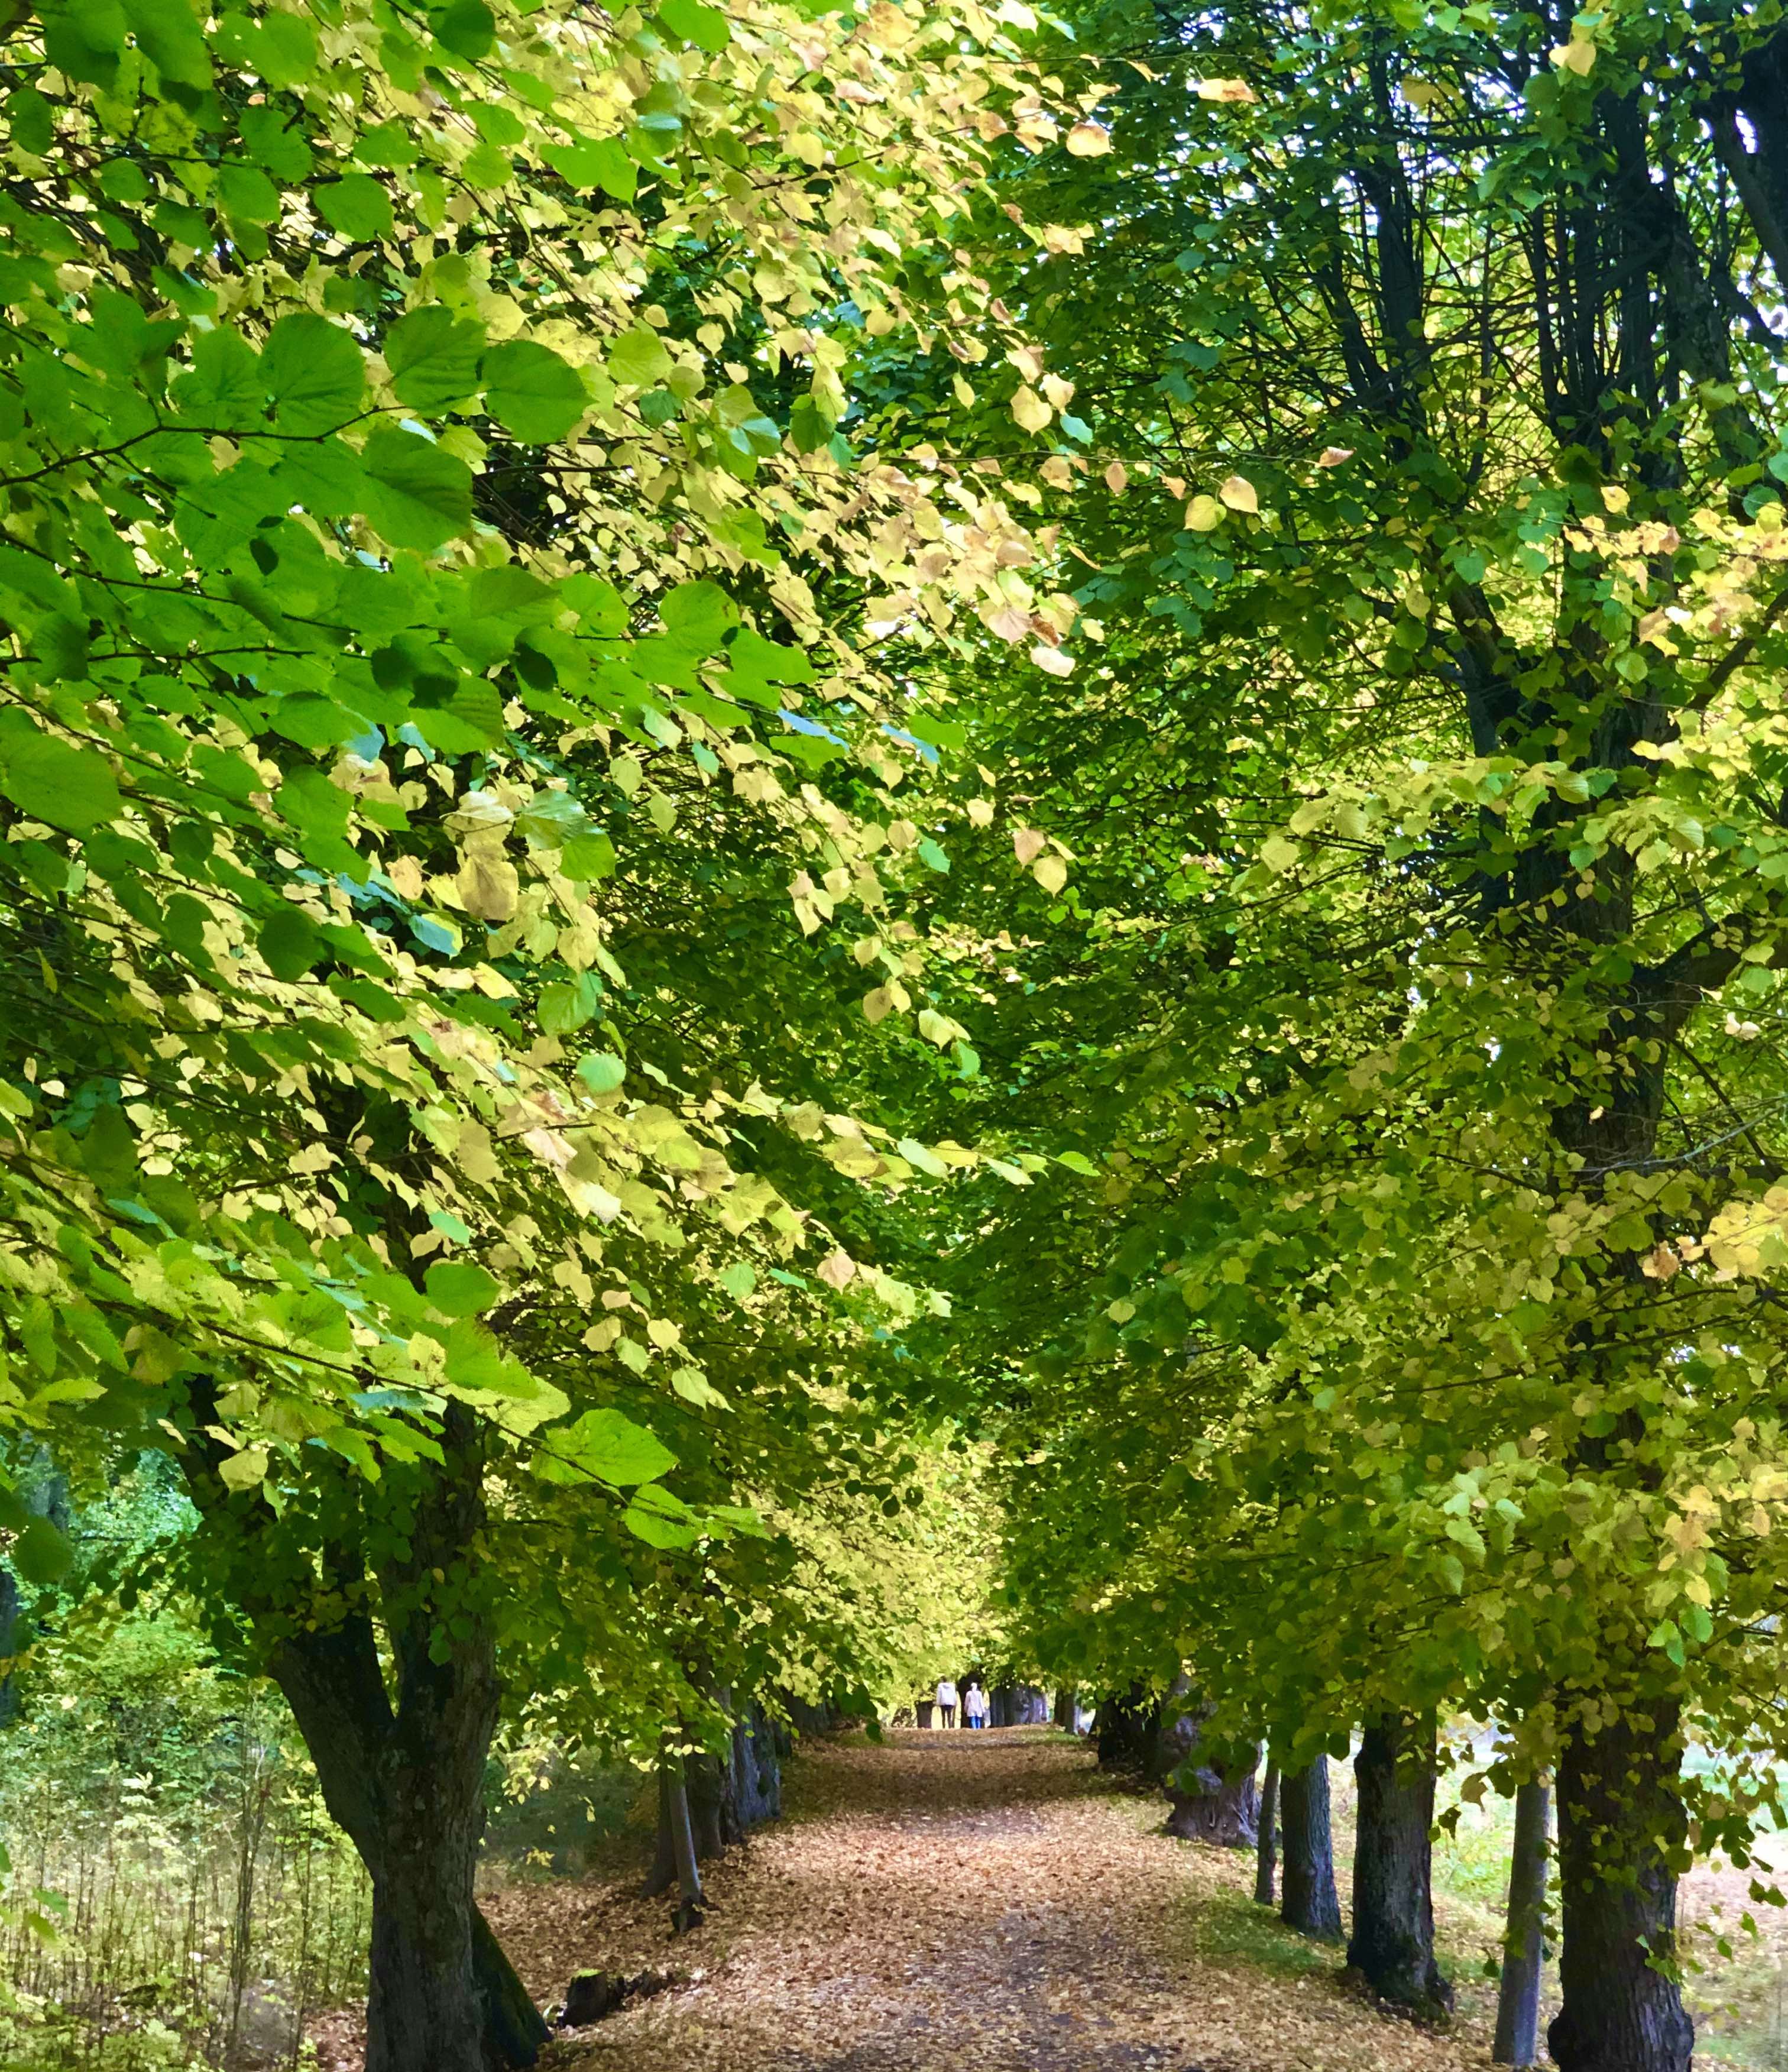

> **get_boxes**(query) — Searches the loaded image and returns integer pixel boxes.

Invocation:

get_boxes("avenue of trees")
[4,0,1788,2068]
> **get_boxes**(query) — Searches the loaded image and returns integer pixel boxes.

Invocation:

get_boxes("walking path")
[497,1728,1497,2072]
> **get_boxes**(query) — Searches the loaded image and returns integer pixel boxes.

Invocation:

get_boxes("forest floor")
[469,1727,1513,2072]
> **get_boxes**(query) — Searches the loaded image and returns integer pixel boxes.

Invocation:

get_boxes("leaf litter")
[317,1728,1517,2072]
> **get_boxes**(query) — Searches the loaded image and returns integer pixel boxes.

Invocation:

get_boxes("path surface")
[488,1729,1498,2072]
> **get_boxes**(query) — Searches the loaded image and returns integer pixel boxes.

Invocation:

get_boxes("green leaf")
[727,624,814,686]
[563,1406,676,1485]
[387,305,486,414]
[540,972,604,1034]
[425,1260,501,1317]
[258,905,326,982]
[216,1449,269,1493]
[359,424,474,551]
[607,326,673,389]
[657,0,731,50]
[121,0,210,88]
[219,163,281,225]
[543,135,638,202]
[575,1051,626,1093]
[11,1517,73,1586]
[621,1483,700,1546]
[481,339,588,443]
[263,312,365,434]
[661,579,737,652]
[316,174,394,243]
[242,8,317,85]
[6,89,55,157]
[430,0,495,59]
[0,729,119,834]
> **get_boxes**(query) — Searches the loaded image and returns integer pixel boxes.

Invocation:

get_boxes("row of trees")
[12,0,1788,2068]
[893,1,1788,2070]
[0,0,1078,2062]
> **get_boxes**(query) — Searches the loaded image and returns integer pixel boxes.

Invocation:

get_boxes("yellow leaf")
[1318,446,1354,468]
[1065,122,1112,157]
[1103,459,1129,494]
[1010,384,1052,433]
[1196,77,1257,102]
[457,852,519,922]
[1013,827,1047,865]
[1041,372,1076,410]
[863,986,895,1024]
[1030,643,1074,676]
[1553,36,1596,72]
[1219,473,1258,513]
[966,798,995,827]
[817,1247,857,1289]
[1032,854,1068,894]
[985,603,1031,642]
[1185,494,1223,530]
[218,1448,268,1492]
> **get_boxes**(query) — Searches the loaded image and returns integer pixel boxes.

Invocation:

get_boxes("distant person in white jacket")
[964,1681,989,1729]
[935,1678,958,1728]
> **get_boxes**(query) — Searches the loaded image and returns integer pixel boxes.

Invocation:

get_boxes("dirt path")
[490,1728,1498,2072]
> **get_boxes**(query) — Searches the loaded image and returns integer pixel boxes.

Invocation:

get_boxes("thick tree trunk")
[1052,1686,1076,1729]
[261,1414,546,2072]
[1280,1758,1343,1941]
[1547,1704,1693,2072]
[1095,1684,1159,1772]
[1255,1763,1280,1906]
[1348,1712,1452,2019]
[731,1702,782,1827]
[643,1760,677,1899]
[1159,1705,1259,1846]
[1493,1780,1550,2066]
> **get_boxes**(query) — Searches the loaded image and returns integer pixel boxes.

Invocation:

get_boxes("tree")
[873,0,1788,2064]
[0,0,1082,2060]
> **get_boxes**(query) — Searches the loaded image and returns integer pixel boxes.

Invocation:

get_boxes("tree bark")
[1547,1704,1693,2072]
[1493,1780,1550,2067]
[1095,1684,1159,1772]
[666,1757,704,1928]
[1280,1758,1343,1941]
[731,1702,782,1827]
[1159,1704,1259,1846]
[643,1760,676,1899]
[1348,1712,1452,2020]
[1052,1685,1076,1729]
[256,1412,546,2072]
[1255,1763,1280,1906]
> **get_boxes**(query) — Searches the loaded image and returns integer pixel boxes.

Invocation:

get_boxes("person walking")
[964,1679,989,1730]
[935,1676,958,1728]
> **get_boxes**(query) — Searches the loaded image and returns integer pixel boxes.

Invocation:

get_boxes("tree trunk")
[1348,1712,1452,2019]
[1052,1686,1076,1729]
[1493,1780,1550,2067]
[643,1760,676,1899]
[666,1757,704,1928]
[1255,1763,1280,1906]
[260,1412,547,2072]
[1280,1758,1343,1941]
[1095,1684,1159,1772]
[731,1702,782,1827]
[1160,1705,1259,1846]
[1547,1704,1693,2072]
